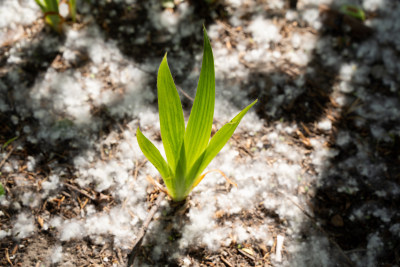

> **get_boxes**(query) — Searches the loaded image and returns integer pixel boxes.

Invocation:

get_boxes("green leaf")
[187,99,258,188]
[136,128,171,188]
[184,26,215,170]
[2,136,18,150]
[34,0,63,32]
[69,0,77,21]
[157,54,185,172]
[172,142,187,201]
[45,0,59,12]
[340,4,365,21]
[0,183,5,196]
[35,0,47,12]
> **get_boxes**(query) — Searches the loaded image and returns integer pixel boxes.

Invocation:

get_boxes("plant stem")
[127,191,166,266]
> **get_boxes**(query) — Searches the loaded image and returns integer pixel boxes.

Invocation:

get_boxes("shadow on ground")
[244,2,399,265]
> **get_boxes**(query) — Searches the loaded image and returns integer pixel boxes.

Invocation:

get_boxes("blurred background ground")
[0,0,399,266]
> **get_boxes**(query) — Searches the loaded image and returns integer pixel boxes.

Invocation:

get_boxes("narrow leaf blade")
[184,26,215,169]
[35,0,47,11]
[157,55,185,171]
[136,128,171,185]
[0,183,5,196]
[172,142,188,201]
[187,99,258,187]
[2,136,18,150]
[69,0,76,21]
[45,0,59,12]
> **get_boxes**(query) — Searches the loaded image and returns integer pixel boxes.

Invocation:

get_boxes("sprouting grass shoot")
[35,0,76,33]
[137,26,257,202]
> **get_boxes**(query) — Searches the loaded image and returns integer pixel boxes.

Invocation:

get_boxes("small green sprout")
[2,136,18,150]
[137,27,257,202]
[35,0,77,33]
[340,4,366,21]
[0,182,5,196]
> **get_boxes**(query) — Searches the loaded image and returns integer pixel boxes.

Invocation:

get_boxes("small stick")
[238,248,255,261]
[5,248,13,266]
[64,183,95,200]
[146,175,169,196]
[0,136,26,170]
[191,169,237,190]
[127,191,166,266]
[220,256,234,267]
[0,142,18,170]
[177,85,194,102]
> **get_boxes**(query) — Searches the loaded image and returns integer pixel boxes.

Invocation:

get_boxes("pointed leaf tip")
[184,24,215,170]
[157,50,185,171]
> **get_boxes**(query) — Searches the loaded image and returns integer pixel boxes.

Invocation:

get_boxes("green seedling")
[137,27,257,201]
[340,4,366,21]
[2,136,18,150]
[0,182,5,196]
[35,0,77,33]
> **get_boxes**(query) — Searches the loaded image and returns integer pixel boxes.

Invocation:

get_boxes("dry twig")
[238,248,255,261]
[127,191,166,266]
[0,140,20,170]
[63,183,95,200]
[220,256,234,267]
[176,85,194,102]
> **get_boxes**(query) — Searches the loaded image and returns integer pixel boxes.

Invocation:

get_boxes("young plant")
[137,27,257,202]
[340,4,366,21]
[35,0,76,33]
[0,182,4,197]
